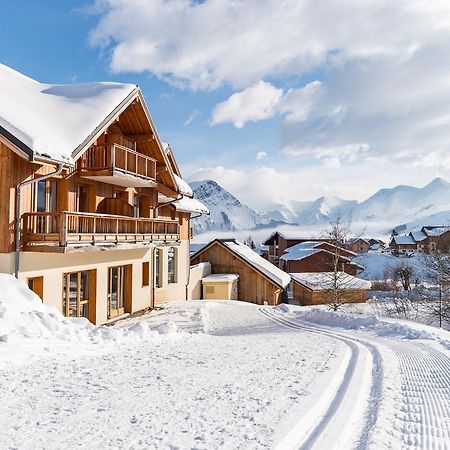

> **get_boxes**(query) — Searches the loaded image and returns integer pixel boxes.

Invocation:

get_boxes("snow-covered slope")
[355,178,450,224]
[190,180,287,234]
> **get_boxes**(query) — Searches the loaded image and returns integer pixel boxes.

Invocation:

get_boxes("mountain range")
[190,177,450,237]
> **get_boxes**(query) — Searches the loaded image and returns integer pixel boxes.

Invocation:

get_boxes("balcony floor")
[79,169,157,188]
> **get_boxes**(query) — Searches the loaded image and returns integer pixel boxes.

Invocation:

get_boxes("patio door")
[63,270,95,321]
[107,265,131,319]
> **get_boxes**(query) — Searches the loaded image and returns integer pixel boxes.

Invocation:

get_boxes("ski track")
[259,307,450,450]
[259,307,383,450]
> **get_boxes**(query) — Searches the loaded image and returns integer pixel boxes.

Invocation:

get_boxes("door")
[107,266,127,319]
[63,271,94,320]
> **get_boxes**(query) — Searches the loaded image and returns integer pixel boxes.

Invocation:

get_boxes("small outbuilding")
[191,239,291,305]
[202,274,239,300]
[291,272,371,306]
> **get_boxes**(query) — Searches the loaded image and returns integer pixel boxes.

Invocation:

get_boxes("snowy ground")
[1,276,449,449]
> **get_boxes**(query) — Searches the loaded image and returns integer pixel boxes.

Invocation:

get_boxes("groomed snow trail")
[263,306,450,450]
[259,307,382,450]
[389,342,450,449]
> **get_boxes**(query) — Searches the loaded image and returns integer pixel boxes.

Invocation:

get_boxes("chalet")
[279,241,363,276]
[0,64,208,324]
[290,272,371,306]
[389,235,417,255]
[390,226,450,255]
[190,239,291,305]
[345,238,370,254]
[262,231,330,265]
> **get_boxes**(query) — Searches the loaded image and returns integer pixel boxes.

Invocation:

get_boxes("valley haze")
[191,177,450,242]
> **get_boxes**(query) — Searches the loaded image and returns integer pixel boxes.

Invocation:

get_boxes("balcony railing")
[78,144,157,182]
[22,211,179,250]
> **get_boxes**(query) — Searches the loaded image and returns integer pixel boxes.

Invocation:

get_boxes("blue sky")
[2,0,450,211]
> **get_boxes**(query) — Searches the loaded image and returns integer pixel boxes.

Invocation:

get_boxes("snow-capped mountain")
[190,177,450,237]
[354,178,450,224]
[190,180,288,234]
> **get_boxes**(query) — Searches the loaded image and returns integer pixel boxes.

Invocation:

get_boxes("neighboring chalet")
[263,231,330,265]
[279,241,363,276]
[390,226,450,255]
[345,238,370,254]
[291,272,371,306]
[0,64,208,324]
[190,239,291,305]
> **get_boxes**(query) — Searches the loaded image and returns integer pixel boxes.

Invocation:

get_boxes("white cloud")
[211,80,322,128]
[210,81,282,128]
[90,0,450,181]
[90,0,450,90]
[184,109,201,126]
[256,151,267,160]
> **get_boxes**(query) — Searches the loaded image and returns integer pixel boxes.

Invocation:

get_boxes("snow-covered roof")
[161,142,170,154]
[254,245,269,255]
[202,274,239,282]
[280,248,321,261]
[280,241,355,262]
[172,196,209,215]
[391,235,416,245]
[174,174,193,197]
[0,63,137,164]
[220,240,291,288]
[290,272,372,291]
[410,230,427,242]
[422,226,450,237]
[347,238,370,245]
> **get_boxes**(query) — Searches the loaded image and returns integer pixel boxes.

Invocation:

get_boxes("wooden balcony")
[22,212,179,252]
[77,144,157,188]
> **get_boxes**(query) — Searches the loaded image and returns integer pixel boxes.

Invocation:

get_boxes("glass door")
[108,266,125,319]
[63,271,92,318]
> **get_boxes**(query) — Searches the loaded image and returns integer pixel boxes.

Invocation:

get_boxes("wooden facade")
[0,74,197,324]
[280,251,362,276]
[292,280,366,306]
[191,240,286,306]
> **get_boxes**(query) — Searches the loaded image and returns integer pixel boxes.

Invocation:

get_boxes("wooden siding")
[191,242,283,305]
[0,123,190,254]
[281,251,361,276]
[293,282,366,305]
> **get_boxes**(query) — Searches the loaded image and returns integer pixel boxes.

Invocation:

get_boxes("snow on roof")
[280,241,357,262]
[254,245,269,255]
[392,235,416,245]
[410,230,427,242]
[202,274,239,282]
[172,196,209,215]
[0,63,137,163]
[422,226,450,237]
[221,240,291,288]
[280,248,322,261]
[161,142,170,154]
[347,237,370,245]
[174,174,193,197]
[290,272,372,291]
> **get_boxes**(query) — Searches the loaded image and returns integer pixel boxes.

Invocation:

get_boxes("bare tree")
[320,215,361,311]
[392,262,414,291]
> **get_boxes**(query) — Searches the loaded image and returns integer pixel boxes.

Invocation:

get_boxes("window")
[168,247,177,284]
[28,276,44,301]
[63,271,94,319]
[155,248,162,288]
[142,261,150,287]
[77,185,88,212]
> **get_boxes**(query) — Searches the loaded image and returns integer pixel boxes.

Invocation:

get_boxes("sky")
[1,0,450,211]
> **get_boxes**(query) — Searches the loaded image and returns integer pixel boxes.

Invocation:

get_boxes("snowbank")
[275,304,450,346]
[0,275,177,345]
